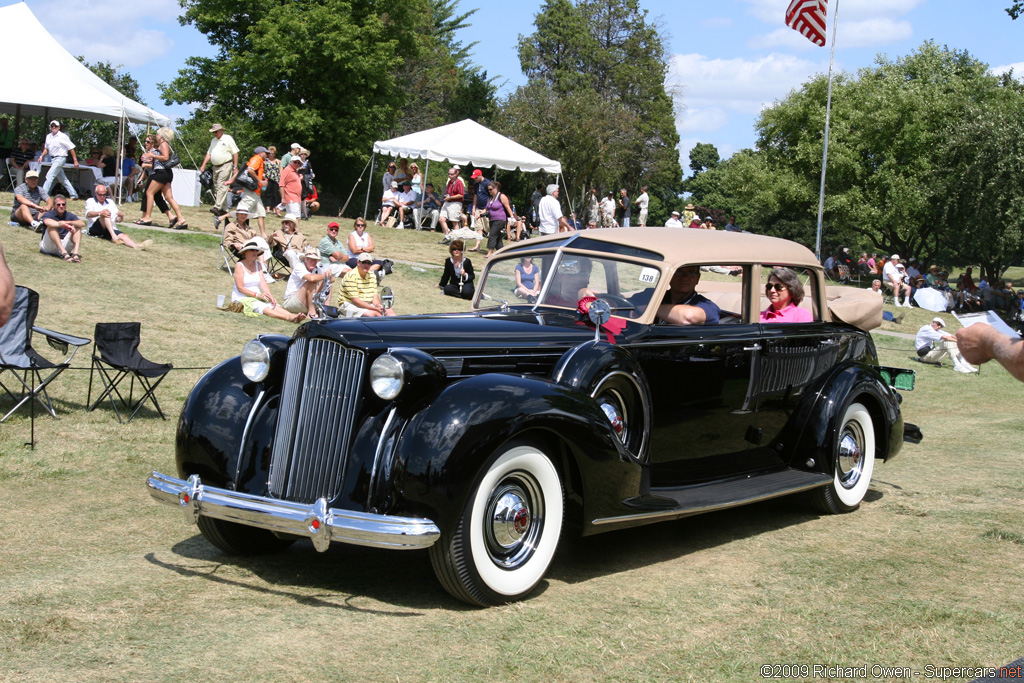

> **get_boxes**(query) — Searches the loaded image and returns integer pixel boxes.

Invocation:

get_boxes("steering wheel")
[596,293,636,317]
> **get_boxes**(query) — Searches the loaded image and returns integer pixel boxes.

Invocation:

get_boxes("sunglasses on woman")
[765,283,788,291]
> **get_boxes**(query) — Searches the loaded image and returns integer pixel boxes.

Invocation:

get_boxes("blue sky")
[14,0,1022,176]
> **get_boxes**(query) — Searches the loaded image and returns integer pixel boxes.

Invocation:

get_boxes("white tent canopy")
[0,2,170,125]
[365,119,562,218]
[373,119,561,174]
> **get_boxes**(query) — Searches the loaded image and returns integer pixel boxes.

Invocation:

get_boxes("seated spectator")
[39,195,83,263]
[393,158,410,186]
[395,181,417,227]
[319,222,354,278]
[883,254,912,307]
[438,240,475,300]
[223,216,273,283]
[84,184,150,250]
[417,183,442,231]
[380,181,399,225]
[761,267,813,323]
[231,239,306,322]
[100,146,117,179]
[869,279,905,323]
[338,253,396,317]
[282,247,331,318]
[11,170,51,229]
[664,211,683,228]
[514,256,542,302]
[85,146,104,168]
[347,217,386,280]
[9,138,34,186]
[268,214,309,270]
[915,317,977,373]
[304,183,320,216]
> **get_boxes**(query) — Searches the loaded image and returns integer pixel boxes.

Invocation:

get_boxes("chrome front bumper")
[146,472,440,552]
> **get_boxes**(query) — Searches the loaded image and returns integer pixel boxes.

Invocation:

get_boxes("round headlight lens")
[370,355,404,400]
[240,340,271,382]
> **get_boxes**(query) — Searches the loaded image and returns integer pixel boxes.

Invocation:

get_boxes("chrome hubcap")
[837,422,864,489]
[484,475,543,569]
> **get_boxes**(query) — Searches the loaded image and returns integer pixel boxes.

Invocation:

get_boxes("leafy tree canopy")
[1008,2,1023,19]
[688,142,719,175]
[497,0,681,220]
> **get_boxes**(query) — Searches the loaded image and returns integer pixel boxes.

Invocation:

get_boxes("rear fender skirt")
[790,364,903,470]
[552,341,652,462]
[383,374,641,534]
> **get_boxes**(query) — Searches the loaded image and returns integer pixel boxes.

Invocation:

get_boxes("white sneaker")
[30,220,42,231]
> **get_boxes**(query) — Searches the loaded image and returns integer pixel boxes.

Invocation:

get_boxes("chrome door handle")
[743,344,761,351]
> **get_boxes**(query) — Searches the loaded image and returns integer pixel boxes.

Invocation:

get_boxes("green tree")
[1008,2,1023,19]
[688,142,720,176]
[940,97,1024,279]
[752,42,1008,262]
[498,0,681,213]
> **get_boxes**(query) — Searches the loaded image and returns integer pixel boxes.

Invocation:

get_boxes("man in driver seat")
[548,256,599,307]
[653,266,720,325]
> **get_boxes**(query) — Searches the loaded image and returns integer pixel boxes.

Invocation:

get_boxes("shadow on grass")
[144,486,888,609]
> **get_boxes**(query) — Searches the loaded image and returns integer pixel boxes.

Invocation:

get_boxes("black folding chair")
[87,323,173,424]
[0,287,91,423]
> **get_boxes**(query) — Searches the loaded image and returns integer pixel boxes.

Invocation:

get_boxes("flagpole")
[814,0,840,262]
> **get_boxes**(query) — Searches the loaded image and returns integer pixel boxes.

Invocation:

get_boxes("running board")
[593,469,832,526]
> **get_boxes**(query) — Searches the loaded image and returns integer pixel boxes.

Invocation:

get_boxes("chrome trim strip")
[590,479,830,526]
[147,472,440,550]
[235,388,266,484]
[366,406,398,511]
[552,339,597,384]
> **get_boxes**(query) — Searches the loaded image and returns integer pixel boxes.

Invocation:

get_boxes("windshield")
[476,251,663,320]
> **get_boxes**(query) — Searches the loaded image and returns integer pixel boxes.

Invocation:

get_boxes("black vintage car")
[148,228,920,606]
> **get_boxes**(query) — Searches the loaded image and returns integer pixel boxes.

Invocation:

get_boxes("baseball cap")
[290,143,301,149]
[390,181,398,189]
[470,169,483,179]
[302,247,320,260]
[891,254,900,260]
[671,210,680,216]
[254,146,268,155]
[26,170,39,178]
[209,123,224,132]
[357,252,373,263]
[932,317,945,327]
[49,120,60,127]
[327,222,340,230]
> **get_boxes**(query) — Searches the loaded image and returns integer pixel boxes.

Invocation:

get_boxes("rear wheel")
[430,440,563,606]
[812,402,875,514]
[197,516,296,555]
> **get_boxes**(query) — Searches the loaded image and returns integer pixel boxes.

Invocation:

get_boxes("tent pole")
[14,104,21,139]
[364,153,375,219]
[115,108,125,204]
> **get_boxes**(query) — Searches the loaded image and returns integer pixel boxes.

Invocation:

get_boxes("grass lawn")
[1,197,1022,682]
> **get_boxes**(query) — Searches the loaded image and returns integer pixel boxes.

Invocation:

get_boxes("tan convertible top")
[521,227,822,269]
[502,228,881,330]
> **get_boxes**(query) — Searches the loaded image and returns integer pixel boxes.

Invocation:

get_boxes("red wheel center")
[513,508,531,534]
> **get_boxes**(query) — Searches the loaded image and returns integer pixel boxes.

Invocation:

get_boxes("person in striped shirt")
[337,253,395,318]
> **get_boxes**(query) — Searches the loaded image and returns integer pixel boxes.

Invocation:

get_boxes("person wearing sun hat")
[37,120,79,200]
[268,213,309,271]
[282,246,331,318]
[230,238,306,322]
[915,317,977,373]
[199,124,240,214]
[338,252,396,318]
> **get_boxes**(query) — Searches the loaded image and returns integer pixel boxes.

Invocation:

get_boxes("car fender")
[175,334,291,487]
[791,363,903,469]
[551,340,652,461]
[382,373,642,534]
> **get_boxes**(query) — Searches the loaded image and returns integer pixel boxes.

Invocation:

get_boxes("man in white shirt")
[198,124,240,215]
[883,254,912,307]
[380,181,399,225]
[537,184,570,234]
[395,181,417,227]
[38,120,79,199]
[599,192,616,228]
[916,317,976,372]
[665,210,683,228]
[282,247,331,318]
[634,186,650,227]
[84,184,150,250]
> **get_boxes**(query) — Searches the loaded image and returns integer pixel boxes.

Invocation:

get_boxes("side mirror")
[381,286,394,310]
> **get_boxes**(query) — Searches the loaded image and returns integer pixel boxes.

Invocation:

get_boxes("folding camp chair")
[0,287,91,422]
[219,218,239,273]
[87,323,173,424]
[4,158,18,192]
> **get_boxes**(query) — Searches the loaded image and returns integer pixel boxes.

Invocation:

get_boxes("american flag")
[785,0,828,47]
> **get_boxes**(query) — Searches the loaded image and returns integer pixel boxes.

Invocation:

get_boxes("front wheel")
[430,441,564,606]
[811,402,875,514]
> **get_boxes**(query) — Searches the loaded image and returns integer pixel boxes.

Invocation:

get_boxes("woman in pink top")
[760,267,814,323]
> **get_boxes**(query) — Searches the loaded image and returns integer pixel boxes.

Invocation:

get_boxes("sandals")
[134,219,153,226]
[168,217,178,229]
[175,222,188,231]
[62,252,81,263]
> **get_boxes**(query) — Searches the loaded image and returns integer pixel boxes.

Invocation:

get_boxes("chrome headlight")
[370,355,404,400]
[240,339,271,382]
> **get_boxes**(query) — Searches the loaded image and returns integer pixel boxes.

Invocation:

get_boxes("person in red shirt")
[277,155,303,218]
[438,165,465,240]
[230,146,269,236]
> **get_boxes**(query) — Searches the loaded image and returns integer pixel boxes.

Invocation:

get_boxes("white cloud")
[31,0,181,68]
[670,52,829,121]
[751,17,912,50]
[991,62,1024,80]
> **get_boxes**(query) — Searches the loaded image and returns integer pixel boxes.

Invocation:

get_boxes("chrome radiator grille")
[268,337,366,503]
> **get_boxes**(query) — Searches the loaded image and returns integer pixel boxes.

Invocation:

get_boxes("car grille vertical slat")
[268,337,365,504]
